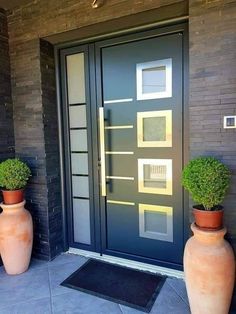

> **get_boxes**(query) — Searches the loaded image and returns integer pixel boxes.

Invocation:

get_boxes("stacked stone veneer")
[0,9,14,162]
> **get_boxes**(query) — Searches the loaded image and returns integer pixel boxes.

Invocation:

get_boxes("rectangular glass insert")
[66,53,86,104]
[71,153,88,175]
[69,105,87,128]
[139,203,173,242]
[137,59,172,100]
[70,130,88,152]
[73,199,91,245]
[137,110,172,147]
[138,159,172,195]
[72,176,89,198]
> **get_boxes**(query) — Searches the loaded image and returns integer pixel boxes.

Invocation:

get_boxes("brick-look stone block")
[189,1,236,310]
[0,9,14,162]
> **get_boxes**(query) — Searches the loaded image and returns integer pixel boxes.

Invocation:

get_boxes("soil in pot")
[2,189,24,205]
[193,205,224,230]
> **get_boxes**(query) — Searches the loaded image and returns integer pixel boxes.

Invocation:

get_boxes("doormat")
[61,259,166,313]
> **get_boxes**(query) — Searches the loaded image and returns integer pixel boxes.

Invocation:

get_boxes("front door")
[60,25,186,268]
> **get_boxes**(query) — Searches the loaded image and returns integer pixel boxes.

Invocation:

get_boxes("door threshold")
[68,248,184,279]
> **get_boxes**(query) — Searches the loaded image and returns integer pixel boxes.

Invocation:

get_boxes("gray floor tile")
[151,281,190,314]
[52,290,122,314]
[0,297,52,314]
[166,277,189,305]
[29,258,49,270]
[0,266,51,309]
[49,258,87,296]
[48,253,87,268]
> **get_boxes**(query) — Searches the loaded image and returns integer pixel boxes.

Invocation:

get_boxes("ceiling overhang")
[0,0,32,10]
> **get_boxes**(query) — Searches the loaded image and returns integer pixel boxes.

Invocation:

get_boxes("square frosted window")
[73,199,91,245]
[139,203,173,242]
[144,210,167,234]
[138,159,172,195]
[71,153,88,175]
[72,176,89,198]
[70,130,88,152]
[137,110,172,147]
[69,105,87,128]
[66,53,86,104]
[137,59,172,100]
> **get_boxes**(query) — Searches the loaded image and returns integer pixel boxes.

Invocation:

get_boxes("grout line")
[166,281,190,309]
[47,264,54,314]
[118,304,125,314]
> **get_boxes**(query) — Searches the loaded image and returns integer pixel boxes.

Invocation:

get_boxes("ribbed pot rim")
[191,223,226,237]
[0,200,26,211]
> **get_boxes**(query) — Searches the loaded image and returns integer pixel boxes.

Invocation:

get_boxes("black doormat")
[61,259,166,313]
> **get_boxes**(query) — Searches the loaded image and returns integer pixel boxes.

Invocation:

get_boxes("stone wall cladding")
[40,39,63,258]
[189,0,236,248]
[189,2,236,308]
[0,9,14,162]
[6,0,186,261]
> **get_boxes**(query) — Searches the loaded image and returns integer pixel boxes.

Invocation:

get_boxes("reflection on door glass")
[142,66,166,94]
[136,59,172,100]
[144,164,167,189]
[139,203,173,242]
[137,110,172,147]
[138,159,172,195]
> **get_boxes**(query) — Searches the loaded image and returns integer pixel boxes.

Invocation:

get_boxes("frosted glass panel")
[137,111,172,147]
[67,53,86,104]
[142,66,166,94]
[72,176,89,198]
[139,204,173,242]
[143,117,166,142]
[71,153,88,175]
[70,130,88,151]
[144,210,167,234]
[73,199,91,244]
[69,105,87,128]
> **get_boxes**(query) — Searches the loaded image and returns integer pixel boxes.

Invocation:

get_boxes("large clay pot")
[0,200,33,275]
[184,223,235,314]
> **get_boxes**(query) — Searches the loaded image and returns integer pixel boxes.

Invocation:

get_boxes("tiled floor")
[0,253,190,314]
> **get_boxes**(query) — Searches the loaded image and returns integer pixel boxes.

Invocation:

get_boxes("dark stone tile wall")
[189,0,236,249]
[40,39,63,258]
[0,9,14,162]
[189,1,236,309]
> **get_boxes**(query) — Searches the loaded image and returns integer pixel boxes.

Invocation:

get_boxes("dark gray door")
[97,32,184,265]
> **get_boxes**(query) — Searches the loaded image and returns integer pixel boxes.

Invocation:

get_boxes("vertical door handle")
[99,107,106,196]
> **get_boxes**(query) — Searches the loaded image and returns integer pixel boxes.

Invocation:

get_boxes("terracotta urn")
[0,200,33,275]
[184,223,235,314]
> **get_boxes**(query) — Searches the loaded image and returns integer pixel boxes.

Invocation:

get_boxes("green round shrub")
[0,158,31,190]
[182,156,230,210]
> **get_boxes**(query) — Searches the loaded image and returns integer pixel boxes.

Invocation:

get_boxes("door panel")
[98,33,184,264]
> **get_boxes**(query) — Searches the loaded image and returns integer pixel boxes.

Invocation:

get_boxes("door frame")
[55,22,189,270]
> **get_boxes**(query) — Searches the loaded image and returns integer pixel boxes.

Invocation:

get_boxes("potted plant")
[183,156,235,314]
[182,156,230,230]
[0,158,31,205]
[0,158,33,275]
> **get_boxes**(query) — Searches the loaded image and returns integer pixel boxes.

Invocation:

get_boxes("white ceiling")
[0,0,32,10]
